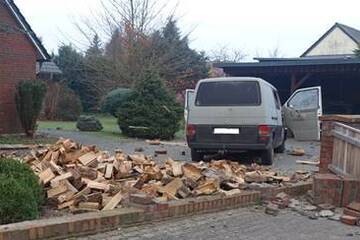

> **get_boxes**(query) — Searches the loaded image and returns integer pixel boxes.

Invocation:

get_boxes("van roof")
[197,77,277,90]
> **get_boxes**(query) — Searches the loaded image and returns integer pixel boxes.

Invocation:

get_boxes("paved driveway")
[42,130,352,240]
[72,207,359,240]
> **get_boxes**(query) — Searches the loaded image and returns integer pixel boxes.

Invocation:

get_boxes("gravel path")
[72,207,359,240]
[40,129,320,173]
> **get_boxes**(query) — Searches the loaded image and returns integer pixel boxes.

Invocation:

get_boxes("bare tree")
[209,45,247,63]
[64,0,172,102]
[267,45,284,58]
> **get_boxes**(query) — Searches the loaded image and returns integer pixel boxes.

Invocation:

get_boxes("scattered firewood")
[154,149,167,155]
[78,152,98,166]
[86,192,103,203]
[244,171,267,183]
[177,185,192,199]
[78,202,100,210]
[83,179,110,192]
[222,189,242,196]
[104,164,114,179]
[296,160,319,166]
[58,200,75,210]
[194,179,219,196]
[158,178,183,197]
[289,148,305,156]
[47,184,68,198]
[146,139,161,145]
[38,168,56,185]
[23,138,310,214]
[166,159,183,177]
[102,192,122,211]
[50,172,73,186]
[72,187,91,201]
[57,191,76,204]
[182,163,202,182]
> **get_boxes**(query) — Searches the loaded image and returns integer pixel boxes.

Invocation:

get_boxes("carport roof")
[214,57,360,68]
[214,56,360,75]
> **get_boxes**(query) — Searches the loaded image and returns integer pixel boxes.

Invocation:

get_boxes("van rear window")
[195,81,261,106]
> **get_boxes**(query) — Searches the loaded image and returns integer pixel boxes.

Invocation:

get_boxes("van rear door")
[188,81,265,145]
[283,86,322,141]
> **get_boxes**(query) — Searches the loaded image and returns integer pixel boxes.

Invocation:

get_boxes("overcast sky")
[15,0,360,60]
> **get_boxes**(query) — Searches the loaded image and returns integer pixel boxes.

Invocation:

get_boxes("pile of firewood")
[23,139,311,213]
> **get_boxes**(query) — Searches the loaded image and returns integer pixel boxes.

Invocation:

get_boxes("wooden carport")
[215,57,360,114]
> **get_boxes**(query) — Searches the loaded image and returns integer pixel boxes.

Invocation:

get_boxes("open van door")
[283,86,322,141]
[184,89,195,124]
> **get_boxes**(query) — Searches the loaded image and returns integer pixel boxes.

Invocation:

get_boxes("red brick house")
[0,0,50,134]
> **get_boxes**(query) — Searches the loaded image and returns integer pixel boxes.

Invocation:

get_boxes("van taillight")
[186,124,196,138]
[258,125,271,137]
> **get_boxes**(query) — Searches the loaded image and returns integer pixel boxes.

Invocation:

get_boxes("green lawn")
[38,114,186,140]
[0,135,57,145]
[38,114,125,139]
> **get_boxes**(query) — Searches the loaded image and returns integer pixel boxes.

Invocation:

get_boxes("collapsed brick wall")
[0,2,37,134]
[315,116,360,207]
[319,120,334,173]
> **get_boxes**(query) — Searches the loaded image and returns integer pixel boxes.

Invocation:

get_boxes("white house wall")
[305,27,358,56]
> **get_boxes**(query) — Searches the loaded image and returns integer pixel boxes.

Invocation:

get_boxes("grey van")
[185,77,322,165]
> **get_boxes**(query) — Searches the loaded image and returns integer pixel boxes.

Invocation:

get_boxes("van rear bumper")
[188,142,272,153]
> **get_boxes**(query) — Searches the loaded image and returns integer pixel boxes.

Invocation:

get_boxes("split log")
[158,178,183,197]
[296,160,319,166]
[289,148,305,156]
[105,164,114,179]
[102,192,122,211]
[194,179,219,196]
[50,172,73,186]
[58,200,75,210]
[244,171,267,183]
[47,184,68,198]
[146,139,161,145]
[57,191,76,203]
[38,168,56,185]
[182,163,202,182]
[166,159,183,177]
[72,187,91,200]
[78,152,98,166]
[78,202,100,210]
[83,179,110,192]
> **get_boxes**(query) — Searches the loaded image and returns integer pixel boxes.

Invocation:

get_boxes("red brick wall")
[0,2,37,134]
[319,120,334,173]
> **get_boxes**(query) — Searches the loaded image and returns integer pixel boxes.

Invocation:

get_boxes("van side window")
[273,90,281,110]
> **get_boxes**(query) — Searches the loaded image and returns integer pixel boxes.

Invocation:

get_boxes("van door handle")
[272,117,278,120]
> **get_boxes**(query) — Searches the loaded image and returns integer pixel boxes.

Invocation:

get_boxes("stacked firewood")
[23,139,311,213]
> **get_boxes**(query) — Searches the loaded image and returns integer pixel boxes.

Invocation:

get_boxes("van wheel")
[275,141,286,153]
[191,149,203,162]
[260,148,274,165]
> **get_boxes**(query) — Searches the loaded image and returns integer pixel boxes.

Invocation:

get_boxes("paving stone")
[74,207,358,240]
[318,203,335,211]
[328,214,342,221]
[319,210,335,218]
[265,203,279,216]
[303,205,317,211]
[307,212,319,220]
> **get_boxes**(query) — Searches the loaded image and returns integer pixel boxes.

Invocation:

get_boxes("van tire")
[260,148,274,165]
[275,141,286,153]
[191,149,203,162]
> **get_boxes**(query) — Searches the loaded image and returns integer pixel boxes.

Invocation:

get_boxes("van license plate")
[213,128,239,135]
